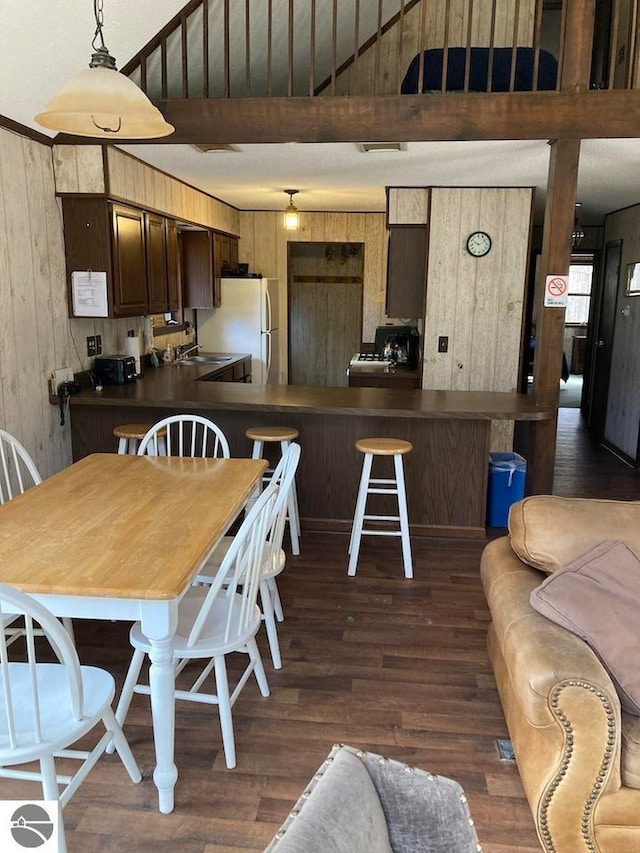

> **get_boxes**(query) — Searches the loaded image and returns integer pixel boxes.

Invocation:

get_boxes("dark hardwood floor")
[3,408,638,852]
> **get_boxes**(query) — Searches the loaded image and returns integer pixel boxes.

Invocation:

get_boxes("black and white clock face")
[466,231,492,257]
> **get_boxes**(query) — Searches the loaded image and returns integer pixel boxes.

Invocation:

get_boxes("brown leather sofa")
[481,495,640,853]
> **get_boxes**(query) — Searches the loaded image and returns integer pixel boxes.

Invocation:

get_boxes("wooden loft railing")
[121,0,640,99]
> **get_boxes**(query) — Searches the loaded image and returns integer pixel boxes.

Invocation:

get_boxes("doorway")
[288,242,364,387]
[560,255,596,408]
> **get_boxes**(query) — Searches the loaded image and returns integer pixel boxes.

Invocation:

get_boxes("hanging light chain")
[92,0,106,52]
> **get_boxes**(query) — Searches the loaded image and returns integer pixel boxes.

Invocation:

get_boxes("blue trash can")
[487,451,527,527]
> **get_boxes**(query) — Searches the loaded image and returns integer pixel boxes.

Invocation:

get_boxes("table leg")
[140,601,179,814]
[148,636,177,813]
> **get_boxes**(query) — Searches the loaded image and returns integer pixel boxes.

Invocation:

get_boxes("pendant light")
[284,190,300,230]
[35,0,174,139]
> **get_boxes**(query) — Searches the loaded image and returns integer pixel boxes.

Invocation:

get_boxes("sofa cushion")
[509,496,640,574]
[264,746,392,853]
[530,540,640,715]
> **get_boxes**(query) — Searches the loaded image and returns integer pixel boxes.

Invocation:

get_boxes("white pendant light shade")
[35,66,174,138]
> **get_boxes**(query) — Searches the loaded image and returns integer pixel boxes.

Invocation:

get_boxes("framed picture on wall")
[625,262,640,296]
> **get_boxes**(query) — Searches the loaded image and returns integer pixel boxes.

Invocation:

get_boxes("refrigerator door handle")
[264,283,273,332]
[263,329,272,378]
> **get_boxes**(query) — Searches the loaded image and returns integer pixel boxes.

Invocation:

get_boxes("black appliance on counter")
[93,355,136,385]
[374,325,420,368]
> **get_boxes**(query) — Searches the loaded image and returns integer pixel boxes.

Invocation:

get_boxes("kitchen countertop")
[69,357,552,538]
[72,355,550,421]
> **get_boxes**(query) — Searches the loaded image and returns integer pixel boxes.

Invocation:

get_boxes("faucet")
[176,343,200,361]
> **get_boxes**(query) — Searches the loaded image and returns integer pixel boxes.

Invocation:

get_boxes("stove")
[348,352,393,372]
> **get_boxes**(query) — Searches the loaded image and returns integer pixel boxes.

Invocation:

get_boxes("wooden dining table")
[0,452,267,813]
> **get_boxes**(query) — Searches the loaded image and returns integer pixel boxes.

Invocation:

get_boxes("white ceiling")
[3,1,640,224]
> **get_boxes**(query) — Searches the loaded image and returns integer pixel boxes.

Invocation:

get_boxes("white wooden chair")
[137,414,230,458]
[195,443,301,670]
[0,584,141,853]
[0,428,41,504]
[0,430,74,643]
[114,481,278,770]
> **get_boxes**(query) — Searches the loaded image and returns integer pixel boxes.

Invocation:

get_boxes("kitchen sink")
[176,355,233,365]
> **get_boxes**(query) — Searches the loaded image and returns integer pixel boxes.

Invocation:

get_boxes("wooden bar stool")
[246,426,301,555]
[114,423,166,455]
[348,437,413,579]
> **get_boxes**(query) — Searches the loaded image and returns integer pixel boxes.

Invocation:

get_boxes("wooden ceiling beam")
[54,90,640,145]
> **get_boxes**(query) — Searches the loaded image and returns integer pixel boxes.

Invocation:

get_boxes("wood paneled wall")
[423,187,532,448]
[239,211,388,382]
[332,0,535,96]
[0,127,71,478]
[603,204,640,460]
[53,146,240,236]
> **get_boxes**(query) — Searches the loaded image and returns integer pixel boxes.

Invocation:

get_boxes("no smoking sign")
[544,275,569,308]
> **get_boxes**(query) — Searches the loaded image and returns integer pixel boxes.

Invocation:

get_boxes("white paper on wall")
[71,270,108,317]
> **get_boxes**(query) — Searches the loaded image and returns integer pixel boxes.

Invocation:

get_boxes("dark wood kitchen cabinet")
[215,232,239,272]
[181,230,218,308]
[165,219,181,312]
[385,226,428,320]
[181,231,239,308]
[145,211,170,314]
[62,197,180,318]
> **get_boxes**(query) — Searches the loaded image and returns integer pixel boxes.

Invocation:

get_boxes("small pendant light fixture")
[571,202,585,250]
[284,189,300,230]
[35,0,174,139]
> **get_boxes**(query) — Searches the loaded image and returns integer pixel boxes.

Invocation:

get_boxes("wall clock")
[466,231,492,257]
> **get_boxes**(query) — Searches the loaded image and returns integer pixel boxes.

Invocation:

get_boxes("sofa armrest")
[482,537,623,852]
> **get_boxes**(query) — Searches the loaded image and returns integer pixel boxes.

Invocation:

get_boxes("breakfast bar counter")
[70,365,551,538]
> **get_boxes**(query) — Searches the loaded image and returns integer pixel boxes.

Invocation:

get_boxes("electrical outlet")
[95,334,102,355]
[438,336,449,353]
[87,335,96,356]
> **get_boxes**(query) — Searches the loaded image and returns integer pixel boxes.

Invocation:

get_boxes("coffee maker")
[374,325,420,368]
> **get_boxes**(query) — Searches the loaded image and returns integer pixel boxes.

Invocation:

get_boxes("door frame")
[583,239,620,441]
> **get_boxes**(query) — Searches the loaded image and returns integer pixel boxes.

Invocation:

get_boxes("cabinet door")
[181,230,216,308]
[145,212,169,314]
[62,197,113,318]
[386,227,428,319]
[111,204,147,317]
[165,219,181,311]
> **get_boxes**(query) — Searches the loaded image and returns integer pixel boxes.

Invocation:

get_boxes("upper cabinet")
[385,187,430,319]
[182,230,239,309]
[386,227,428,319]
[62,198,180,318]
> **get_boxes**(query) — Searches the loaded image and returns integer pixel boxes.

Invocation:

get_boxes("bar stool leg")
[348,452,373,576]
[394,453,413,579]
[117,437,128,454]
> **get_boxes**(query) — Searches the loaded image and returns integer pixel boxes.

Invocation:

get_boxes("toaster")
[93,355,136,385]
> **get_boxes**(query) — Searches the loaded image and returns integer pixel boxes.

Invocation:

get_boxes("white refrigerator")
[197,277,280,384]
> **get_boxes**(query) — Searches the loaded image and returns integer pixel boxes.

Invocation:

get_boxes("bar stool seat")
[348,437,413,579]
[114,423,166,455]
[246,426,301,555]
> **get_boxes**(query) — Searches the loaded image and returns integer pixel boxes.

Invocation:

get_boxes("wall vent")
[191,143,241,153]
[358,142,406,153]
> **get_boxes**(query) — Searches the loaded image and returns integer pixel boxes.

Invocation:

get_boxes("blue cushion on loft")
[401,46,558,93]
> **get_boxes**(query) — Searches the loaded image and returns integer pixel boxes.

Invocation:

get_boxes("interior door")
[586,239,620,441]
[288,243,364,387]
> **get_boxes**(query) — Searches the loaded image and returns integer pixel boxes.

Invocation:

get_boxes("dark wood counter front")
[70,367,551,539]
